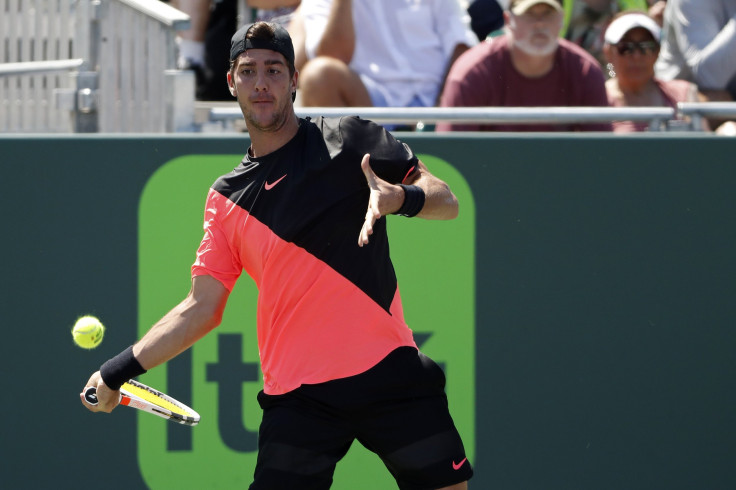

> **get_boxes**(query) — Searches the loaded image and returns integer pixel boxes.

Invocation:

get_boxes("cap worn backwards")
[230,22,295,67]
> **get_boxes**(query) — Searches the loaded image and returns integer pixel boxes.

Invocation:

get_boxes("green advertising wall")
[1,133,735,489]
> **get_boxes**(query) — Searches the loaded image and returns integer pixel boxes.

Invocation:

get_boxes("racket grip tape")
[84,386,99,405]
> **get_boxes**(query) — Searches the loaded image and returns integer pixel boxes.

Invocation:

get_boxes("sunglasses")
[615,41,659,56]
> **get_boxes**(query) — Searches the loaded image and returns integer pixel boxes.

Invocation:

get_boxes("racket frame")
[84,378,200,426]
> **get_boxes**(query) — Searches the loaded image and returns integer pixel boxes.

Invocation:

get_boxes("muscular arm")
[402,159,459,220]
[133,275,229,369]
[81,275,229,412]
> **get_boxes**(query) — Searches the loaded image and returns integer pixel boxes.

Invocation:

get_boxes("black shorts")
[249,346,473,490]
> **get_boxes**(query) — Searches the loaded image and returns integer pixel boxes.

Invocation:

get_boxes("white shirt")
[654,0,736,91]
[302,0,477,107]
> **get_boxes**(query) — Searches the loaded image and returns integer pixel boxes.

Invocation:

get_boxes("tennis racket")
[84,379,200,426]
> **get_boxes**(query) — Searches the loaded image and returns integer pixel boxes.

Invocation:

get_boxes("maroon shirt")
[437,35,611,132]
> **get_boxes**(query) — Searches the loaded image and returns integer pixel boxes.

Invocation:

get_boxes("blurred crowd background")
[173,0,735,134]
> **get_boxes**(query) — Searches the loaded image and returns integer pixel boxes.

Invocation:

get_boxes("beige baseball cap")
[509,0,563,15]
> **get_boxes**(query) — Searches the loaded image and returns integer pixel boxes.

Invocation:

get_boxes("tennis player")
[81,21,472,490]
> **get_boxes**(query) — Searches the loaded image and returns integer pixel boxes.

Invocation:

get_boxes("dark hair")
[229,22,296,76]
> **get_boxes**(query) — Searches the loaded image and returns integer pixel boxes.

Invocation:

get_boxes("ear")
[227,71,236,97]
[291,69,299,92]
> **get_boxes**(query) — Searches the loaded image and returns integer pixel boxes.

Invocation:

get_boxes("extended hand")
[358,154,403,247]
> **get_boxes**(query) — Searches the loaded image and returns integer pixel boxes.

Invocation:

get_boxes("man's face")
[228,48,297,133]
[507,3,563,57]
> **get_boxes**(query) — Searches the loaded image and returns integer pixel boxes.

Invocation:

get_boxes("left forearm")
[404,161,458,220]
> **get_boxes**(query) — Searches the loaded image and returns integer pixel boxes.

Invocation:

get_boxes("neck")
[509,46,556,78]
[607,77,662,107]
[247,110,300,158]
[616,76,656,96]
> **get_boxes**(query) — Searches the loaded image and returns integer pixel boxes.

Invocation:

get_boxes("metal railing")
[1,0,78,132]
[204,103,736,133]
[207,106,676,132]
[677,102,736,131]
[1,0,193,133]
[92,0,192,132]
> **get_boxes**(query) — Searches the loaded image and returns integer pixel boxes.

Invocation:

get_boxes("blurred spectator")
[169,0,233,100]
[655,0,736,98]
[201,0,240,100]
[251,0,301,24]
[564,0,650,66]
[437,0,611,132]
[654,0,736,135]
[171,0,212,78]
[171,0,301,100]
[647,0,666,26]
[296,0,477,108]
[467,0,506,40]
[602,11,701,132]
[254,2,304,73]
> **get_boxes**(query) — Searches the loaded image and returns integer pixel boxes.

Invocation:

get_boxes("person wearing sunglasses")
[602,11,701,132]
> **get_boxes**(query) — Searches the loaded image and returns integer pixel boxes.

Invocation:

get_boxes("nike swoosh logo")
[264,174,287,190]
[452,457,468,470]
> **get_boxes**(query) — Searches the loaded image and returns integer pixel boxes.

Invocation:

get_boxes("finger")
[81,373,120,413]
[361,196,381,238]
[359,214,373,247]
[360,154,376,187]
[80,386,104,412]
[358,223,369,247]
[81,372,102,411]
[359,205,378,246]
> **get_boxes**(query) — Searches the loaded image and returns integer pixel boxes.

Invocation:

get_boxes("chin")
[517,40,558,57]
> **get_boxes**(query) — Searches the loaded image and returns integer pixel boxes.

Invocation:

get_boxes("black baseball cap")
[230,22,295,68]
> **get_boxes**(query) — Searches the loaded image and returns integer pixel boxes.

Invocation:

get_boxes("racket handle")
[84,386,99,405]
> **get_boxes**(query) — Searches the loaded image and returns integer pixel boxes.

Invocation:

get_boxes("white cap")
[604,13,661,44]
[509,0,563,15]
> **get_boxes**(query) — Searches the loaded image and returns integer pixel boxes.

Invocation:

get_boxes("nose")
[254,71,268,92]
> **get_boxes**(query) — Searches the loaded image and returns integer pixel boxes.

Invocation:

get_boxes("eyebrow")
[241,58,286,67]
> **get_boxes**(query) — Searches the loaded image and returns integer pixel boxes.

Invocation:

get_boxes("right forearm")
[131,275,228,371]
[315,0,355,62]
[133,293,222,370]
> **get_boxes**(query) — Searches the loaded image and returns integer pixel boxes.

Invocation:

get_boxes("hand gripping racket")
[84,379,200,426]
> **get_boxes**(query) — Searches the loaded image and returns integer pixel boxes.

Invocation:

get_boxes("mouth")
[530,32,551,42]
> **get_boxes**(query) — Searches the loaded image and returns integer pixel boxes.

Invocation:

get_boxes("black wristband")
[99,345,147,390]
[393,184,426,217]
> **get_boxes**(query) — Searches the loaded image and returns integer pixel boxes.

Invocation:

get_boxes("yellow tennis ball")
[72,315,105,349]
